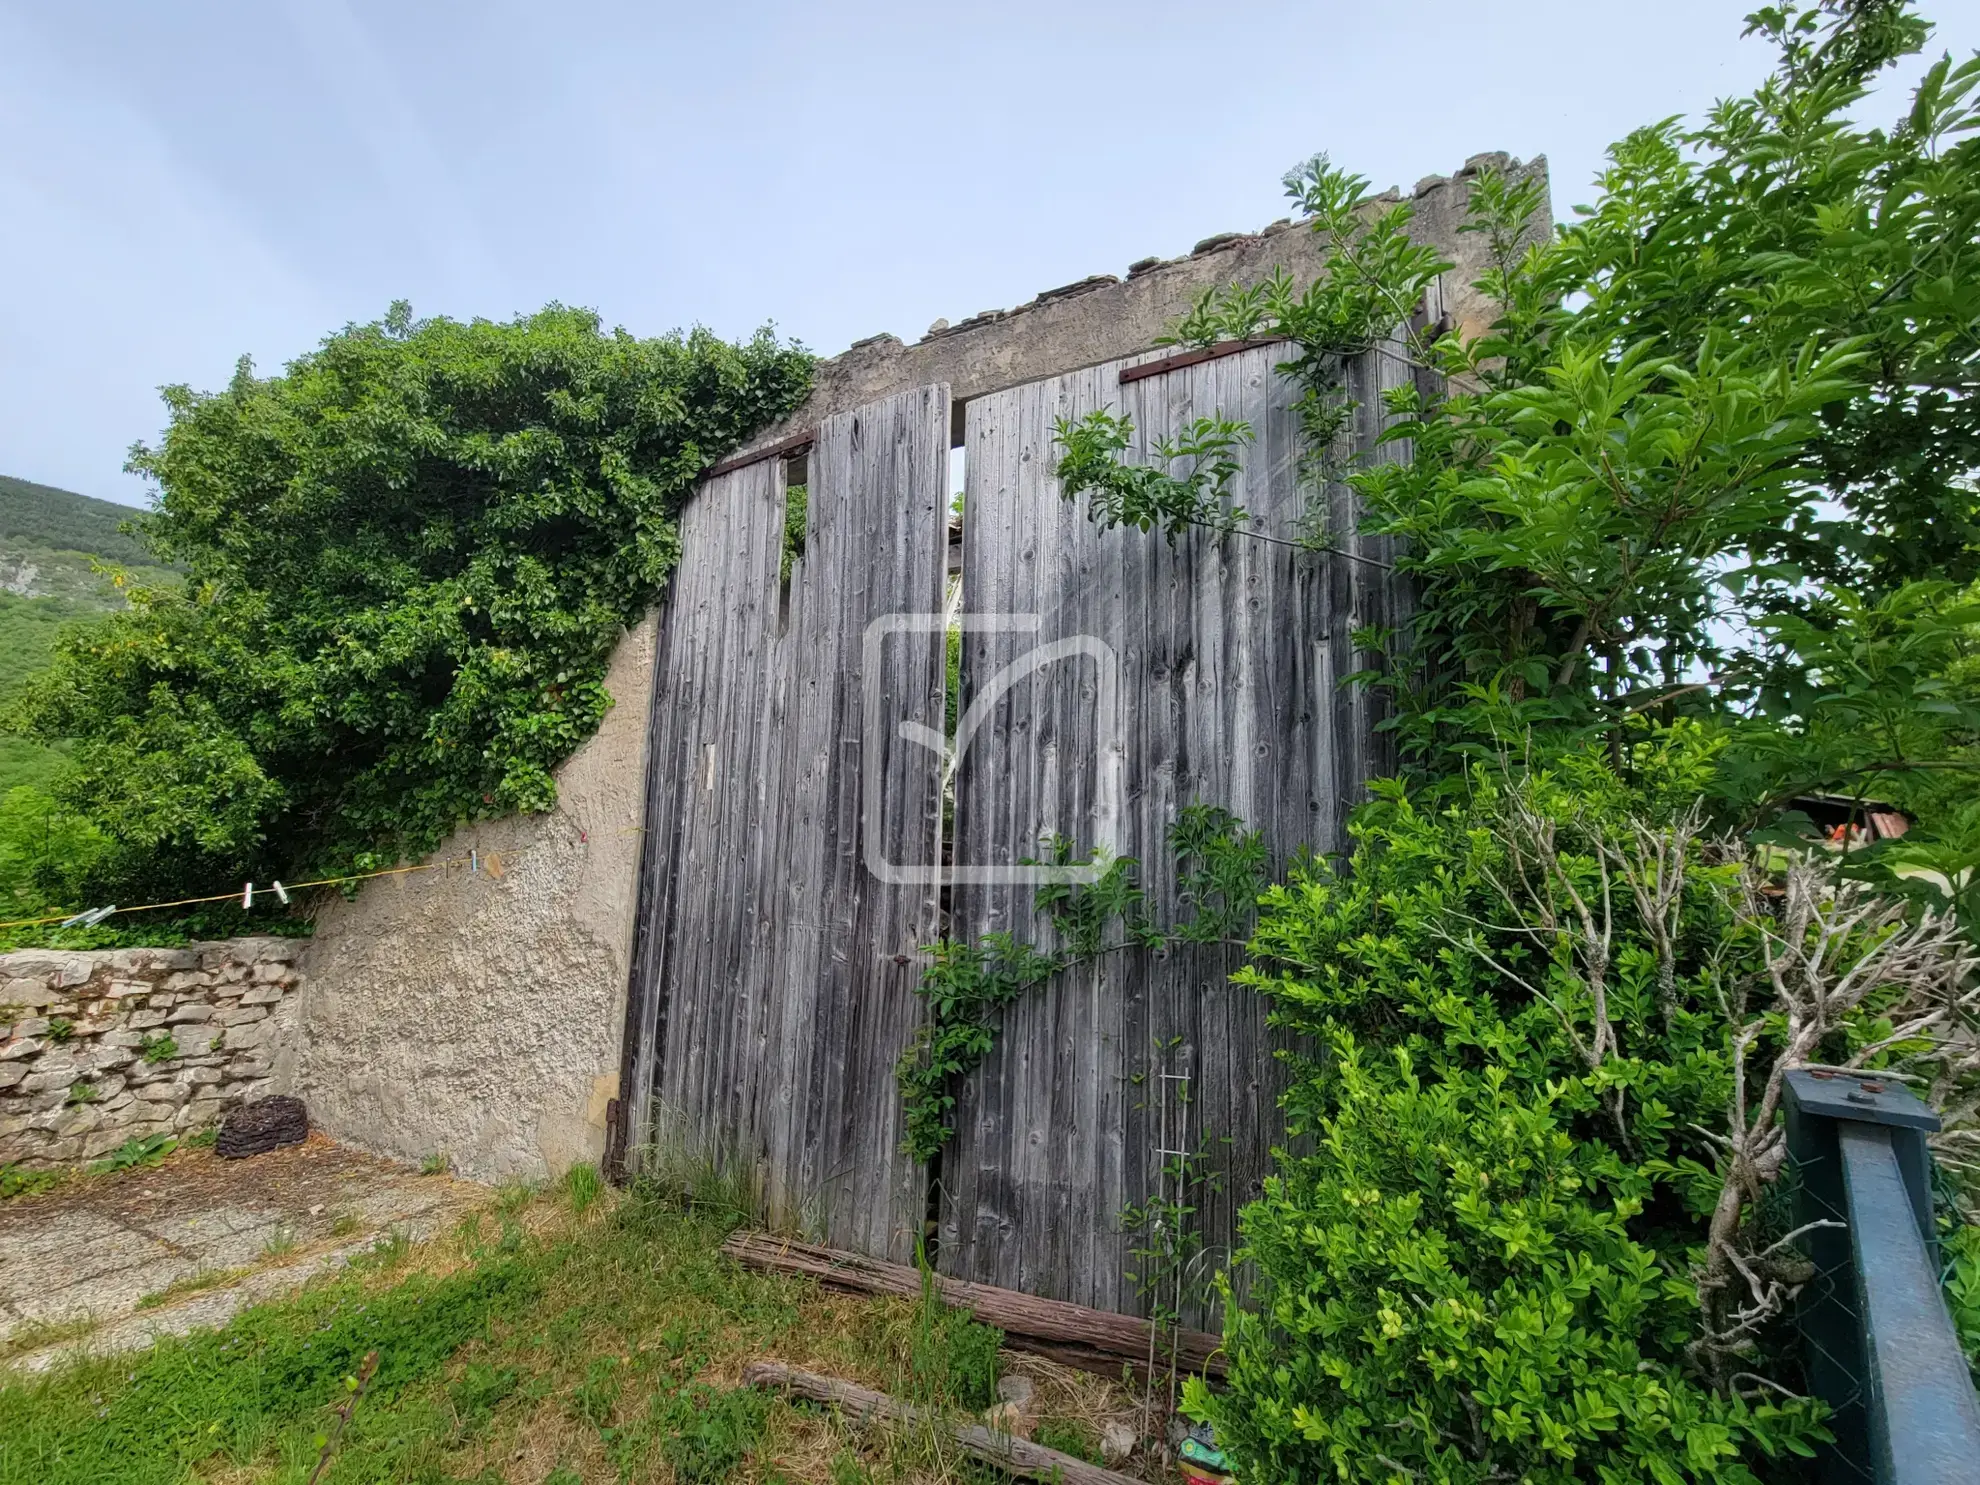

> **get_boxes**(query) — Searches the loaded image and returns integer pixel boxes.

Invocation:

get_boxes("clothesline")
[0,844,532,934]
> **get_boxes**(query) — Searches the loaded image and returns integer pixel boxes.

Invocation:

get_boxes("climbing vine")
[897,805,1267,1163]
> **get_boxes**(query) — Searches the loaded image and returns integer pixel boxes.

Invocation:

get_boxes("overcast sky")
[4,1,1974,508]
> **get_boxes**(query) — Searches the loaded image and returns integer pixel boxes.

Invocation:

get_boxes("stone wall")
[284,613,655,1184]
[0,938,301,1166]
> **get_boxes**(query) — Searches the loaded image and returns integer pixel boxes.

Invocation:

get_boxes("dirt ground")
[0,1134,487,1371]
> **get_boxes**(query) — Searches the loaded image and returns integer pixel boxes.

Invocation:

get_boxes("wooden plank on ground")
[743,1361,1144,1485]
[722,1231,1224,1378]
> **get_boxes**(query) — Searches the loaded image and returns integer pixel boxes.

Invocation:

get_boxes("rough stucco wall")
[286,613,655,1183]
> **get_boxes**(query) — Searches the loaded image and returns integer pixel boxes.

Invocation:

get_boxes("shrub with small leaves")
[139,1033,178,1064]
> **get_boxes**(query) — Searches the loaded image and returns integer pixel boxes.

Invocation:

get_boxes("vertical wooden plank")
[627,386,950,1266]
[944,343,1408,1322]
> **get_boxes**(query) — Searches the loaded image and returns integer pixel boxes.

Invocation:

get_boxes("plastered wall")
[285,615,656,1182]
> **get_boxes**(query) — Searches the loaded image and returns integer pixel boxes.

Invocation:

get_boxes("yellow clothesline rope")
[0,846,532,934]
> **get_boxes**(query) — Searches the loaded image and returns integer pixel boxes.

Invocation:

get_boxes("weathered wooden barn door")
[623,384,951,1262]
[939,342,1412,1319]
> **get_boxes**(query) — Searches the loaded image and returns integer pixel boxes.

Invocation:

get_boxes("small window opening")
[778,451,809,634]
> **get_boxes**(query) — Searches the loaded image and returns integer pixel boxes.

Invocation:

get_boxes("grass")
[0,1166,1146,1484]
[0,1315,99,1364]
[136,1267,254,1311]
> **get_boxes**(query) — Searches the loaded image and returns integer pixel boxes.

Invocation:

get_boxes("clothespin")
[242,882,254,909]
[272,881,290,905]
[60,905,116,928]
[470,849,479,874]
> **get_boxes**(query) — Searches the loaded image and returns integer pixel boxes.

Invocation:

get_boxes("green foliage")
[898,805,1266,1162]
[904,1269,1002,1412]
[1146,4,1980,824]
[1197,742,1837,1483]
[0,1164,66,1201]
[138,1032,178,1064]
[89,1133,178,1173]
[63,1080,97,1106]
[1946,1220,1980,1385]
[1034,1418,1100,1463]
[781,482,809,585]
[0,904,311,954]
[0,595,115,696]
[5,303,810,906]
[658,1382,769,1484]
[562,1160,604,1216]
[1052,410,1250,544]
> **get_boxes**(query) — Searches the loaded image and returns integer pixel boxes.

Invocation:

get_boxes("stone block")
[178,1097,225,1129]
[221,1021,264,1052]
[21,1068,80,1094]
[134,1079,189,1106]
[12,1017,49,1039]
[104,980,151,1000]
[173,1027,219,1057]
[215,1006,268,1027]
[127,1008,171,1030]
[252,938,302,964]
[88,1045,136,1073]
[52,1104,101,1137]
[0,1037,42,1061]
[183,1066,223,1087]
[251,961,289,983]
[0,978,55,1010]
[0,1062,25,1090]
[100,1029,145,1048]
[239,983,285,1006]
[166,1003,214,1024]
[162,970,211,992]
[218,963,250,984]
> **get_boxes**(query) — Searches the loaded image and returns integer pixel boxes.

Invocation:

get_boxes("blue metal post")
[1785,1068,1980,1485]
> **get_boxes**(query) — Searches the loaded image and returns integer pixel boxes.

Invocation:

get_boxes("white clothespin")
[470,849,479,874]
[60,905,116,928]
[242,882,254,909]
[272,881,290,905]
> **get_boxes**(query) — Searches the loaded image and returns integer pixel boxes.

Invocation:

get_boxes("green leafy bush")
[1189,737,1926,1483]
[7,303,809,904]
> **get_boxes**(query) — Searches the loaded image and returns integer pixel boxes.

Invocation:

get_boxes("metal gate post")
[1784,1068,1980,1484]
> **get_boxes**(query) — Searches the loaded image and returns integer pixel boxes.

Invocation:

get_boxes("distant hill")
[0,475,179,808]
[0,474,154,564]
[0,473,173,603]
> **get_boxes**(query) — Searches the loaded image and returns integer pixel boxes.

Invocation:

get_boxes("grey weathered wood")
[742,1362,1144,1485]
[940,343,1413,1323]
[626,384,951,1261]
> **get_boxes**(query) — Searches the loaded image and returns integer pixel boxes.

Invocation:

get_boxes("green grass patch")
[0,1181,1103,1485]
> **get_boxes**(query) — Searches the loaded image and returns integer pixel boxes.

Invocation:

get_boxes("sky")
[4,1,1975,509]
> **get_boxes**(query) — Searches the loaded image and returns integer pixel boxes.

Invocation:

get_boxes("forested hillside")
[0,473,170,602]
[0,474,170,913]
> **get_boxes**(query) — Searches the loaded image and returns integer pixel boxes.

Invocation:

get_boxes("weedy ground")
[0,1165,1152,1485]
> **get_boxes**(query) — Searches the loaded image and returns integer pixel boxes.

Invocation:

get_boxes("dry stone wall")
[0,938,301,1166]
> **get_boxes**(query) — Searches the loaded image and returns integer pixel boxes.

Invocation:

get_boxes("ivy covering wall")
[6,303,810,908]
